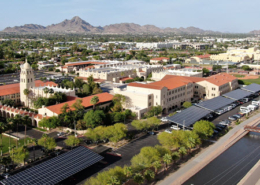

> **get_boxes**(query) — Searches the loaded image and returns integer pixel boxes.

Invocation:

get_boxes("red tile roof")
[205,73,237,86]
[0,80,57,97]
[120,77,133,82]
[128,83,164,90]
[129,75,204,90]
[45,93,113,115]
[150,57,170,61]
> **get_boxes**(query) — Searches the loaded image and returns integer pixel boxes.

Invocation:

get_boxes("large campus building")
[210,47,260,62]
[114,73,238,118]
[0,62,114,127]
[77,60,164,83]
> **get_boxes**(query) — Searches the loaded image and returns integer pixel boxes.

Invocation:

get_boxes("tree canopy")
[193,120,215,139]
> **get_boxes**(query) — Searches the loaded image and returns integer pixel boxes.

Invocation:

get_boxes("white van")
[240,106,250,112]
[247,105,258,111]
[252,101,260,106]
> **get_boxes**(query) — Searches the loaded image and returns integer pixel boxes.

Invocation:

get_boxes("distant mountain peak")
[1,16,220,34]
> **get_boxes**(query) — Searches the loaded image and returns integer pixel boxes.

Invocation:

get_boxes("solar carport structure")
[195,96,235,112]
[241,83,260,93]
[0,146,103,185]
[223,89,252,100]
[167,106,211,128]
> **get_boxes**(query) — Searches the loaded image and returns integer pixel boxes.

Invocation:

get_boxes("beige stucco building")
[78,62,164,83]
[210,47,259,62]
[114,73,238,118]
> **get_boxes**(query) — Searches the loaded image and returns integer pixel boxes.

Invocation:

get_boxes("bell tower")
[20,60,35,106]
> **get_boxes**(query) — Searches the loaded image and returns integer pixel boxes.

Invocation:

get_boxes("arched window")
[31,78,33,82]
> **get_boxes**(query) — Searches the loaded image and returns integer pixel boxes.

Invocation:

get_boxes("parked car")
[215,109,224,115]
[147,131,156,135]
[216,124,226,129]
[252,100,260,106]
[230,104,236,109]
[160,117,168,122]
[228,116,238,121]
[170,125,180,130]
[1,173,9,179]
[233,114,242,119]
[219,119,231,126]
[238,112,245,117]
[57,132,65,137]
[164,129,172,133]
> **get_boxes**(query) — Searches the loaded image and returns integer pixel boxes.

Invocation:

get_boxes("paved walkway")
[158,112,260,185]
[238,159,260,185]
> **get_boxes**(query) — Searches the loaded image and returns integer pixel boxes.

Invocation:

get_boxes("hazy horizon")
[1,0,260,33]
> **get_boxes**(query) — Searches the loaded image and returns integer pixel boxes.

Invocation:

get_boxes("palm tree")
[22,116,31,146]
[144,169,155,182]
[152,160,162,174]
[49,88,54,97]
[43,87,49,98]
[7,119,14,152]
[172,151,180,164]
[163,153,172,170]
[90,96,99,110]
[124,166,132,178]
[0,122,7,156]
[133,173,144,185]
[32,139,37,161]
[178,147,187,159]
[23,89,30,107]
[120,71,125,77]
[106,176,120,185]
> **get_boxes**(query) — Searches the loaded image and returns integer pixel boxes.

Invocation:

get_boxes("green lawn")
[238,77,260,85]
[0,135,31,154]
[233,74,245,78]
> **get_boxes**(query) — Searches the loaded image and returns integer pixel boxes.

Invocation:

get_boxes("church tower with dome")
[20,60,35,106]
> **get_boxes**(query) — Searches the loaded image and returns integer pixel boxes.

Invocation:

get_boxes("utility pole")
[183,120,185,131]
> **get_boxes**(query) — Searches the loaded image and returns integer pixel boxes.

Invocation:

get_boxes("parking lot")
[0,71,59,85]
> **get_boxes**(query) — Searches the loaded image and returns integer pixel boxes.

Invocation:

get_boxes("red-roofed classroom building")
[114,73,238,118]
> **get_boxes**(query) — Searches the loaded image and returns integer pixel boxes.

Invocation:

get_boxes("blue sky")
[1,0,260,33]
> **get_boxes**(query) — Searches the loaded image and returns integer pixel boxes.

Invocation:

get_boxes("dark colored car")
[228,116,238,121]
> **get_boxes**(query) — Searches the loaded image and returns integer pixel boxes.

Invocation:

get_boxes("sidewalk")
[158,112,260,185]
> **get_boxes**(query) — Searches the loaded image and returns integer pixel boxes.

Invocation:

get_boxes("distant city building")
[210,47,259,62]
[150,57,170,64]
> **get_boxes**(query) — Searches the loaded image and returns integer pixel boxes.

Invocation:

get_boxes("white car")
[170,125,180,130]
[160,117,168,122]
[57,132,65,137]
[164,129,172,133]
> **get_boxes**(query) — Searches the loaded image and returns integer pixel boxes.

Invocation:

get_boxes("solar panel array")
[241,83,260,93]
[196,96,235,111]
[167,106,211,127]
[222,89,252,100]
[1,146,103,185]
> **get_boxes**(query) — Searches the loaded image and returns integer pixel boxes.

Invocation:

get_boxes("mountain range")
[2,16,222,34]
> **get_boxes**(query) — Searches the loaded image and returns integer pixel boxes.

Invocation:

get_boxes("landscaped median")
[158,111,260,185]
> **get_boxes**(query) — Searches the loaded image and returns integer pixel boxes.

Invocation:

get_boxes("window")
[28,79,29,83]
[149,102,152,106]
[149,96,151,100]
[212,94,215,96]
[212,88,216,90]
